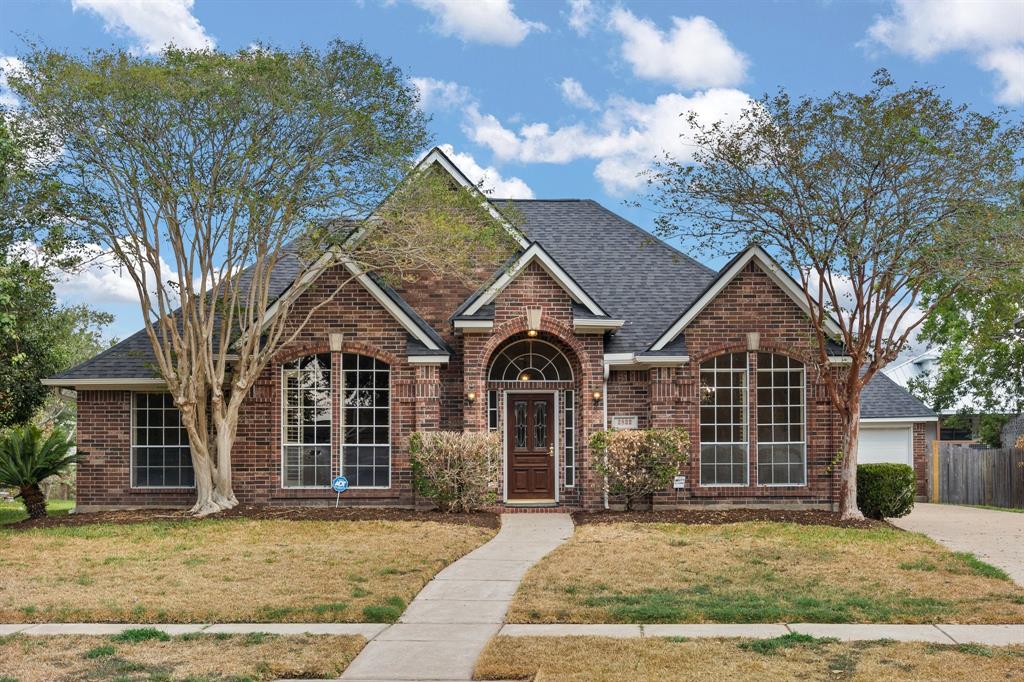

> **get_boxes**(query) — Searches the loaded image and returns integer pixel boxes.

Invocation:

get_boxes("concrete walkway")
[890,503,1024,585]
[340,513,574,682]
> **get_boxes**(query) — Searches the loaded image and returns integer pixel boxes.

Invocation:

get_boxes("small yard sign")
[332,475,349,507]
[673,476,686,489]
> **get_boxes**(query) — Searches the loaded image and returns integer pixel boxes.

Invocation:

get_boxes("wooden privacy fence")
[931,443,1024,509]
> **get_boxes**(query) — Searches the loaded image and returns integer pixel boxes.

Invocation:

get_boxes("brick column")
[413,365,441,432]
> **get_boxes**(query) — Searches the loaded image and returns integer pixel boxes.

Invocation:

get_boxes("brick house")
[45,148,935,511]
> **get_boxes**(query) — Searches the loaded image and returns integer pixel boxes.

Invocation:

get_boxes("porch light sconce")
[746,332,760,352]
[592,390,603,402]
[519,372,531,382]
[465,391,477,404]
[525,306,542,337]
[329,332,344,353]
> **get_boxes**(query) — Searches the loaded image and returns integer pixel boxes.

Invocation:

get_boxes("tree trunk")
[19,483,47,519]
[211,412,239,511]
[839,402,865,520]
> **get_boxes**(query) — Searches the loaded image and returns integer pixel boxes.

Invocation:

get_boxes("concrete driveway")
[891,503,1024,586]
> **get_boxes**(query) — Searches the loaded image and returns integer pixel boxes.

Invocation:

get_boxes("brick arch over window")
[479,316,597,383]
[273,341,398,369]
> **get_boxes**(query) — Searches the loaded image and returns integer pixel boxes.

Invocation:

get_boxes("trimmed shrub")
[590,427,690,511]
[409,431,500,512]
[857,463,915,519]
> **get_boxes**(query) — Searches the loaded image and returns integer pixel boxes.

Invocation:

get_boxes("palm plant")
[0,424,78,519]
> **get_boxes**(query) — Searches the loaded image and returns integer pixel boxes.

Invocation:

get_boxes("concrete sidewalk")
[497,623,1024,645]
[339,513,574,682]
[890,503,1024,585]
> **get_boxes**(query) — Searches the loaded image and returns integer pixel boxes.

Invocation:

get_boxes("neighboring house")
[43,148,936,512]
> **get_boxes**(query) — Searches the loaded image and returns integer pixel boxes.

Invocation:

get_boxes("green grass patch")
[84,644,115,658]
[362,596,406,622]
[111,627,171,643]
[580,585,952,624]
[899,558,938,572]
[0,499,74,525]
[311,601,349,616]
[952,552,1011,581]
[964,505,1024,514]
[739,632,837,655]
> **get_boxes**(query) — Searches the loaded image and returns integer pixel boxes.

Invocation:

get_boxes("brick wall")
[74,256,852,512]
[913,421,928,499]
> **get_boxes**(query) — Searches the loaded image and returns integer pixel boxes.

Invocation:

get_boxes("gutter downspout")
[603,363,609,510]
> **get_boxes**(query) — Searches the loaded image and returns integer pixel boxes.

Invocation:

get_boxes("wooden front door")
[506,394,555,500]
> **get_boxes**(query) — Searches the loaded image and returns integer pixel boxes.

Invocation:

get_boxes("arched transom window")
[489,339,573,382]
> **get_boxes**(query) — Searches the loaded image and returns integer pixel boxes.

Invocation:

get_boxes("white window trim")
[563,389,575,488]
[280,359,333,490]
[755,359,808,488]
[698,356,750,488]
[130,392,196,490]
[502,389,560,503]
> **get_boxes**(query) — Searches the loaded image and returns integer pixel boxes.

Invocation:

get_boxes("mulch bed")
[572,508,891,529]
[7,505,500,530]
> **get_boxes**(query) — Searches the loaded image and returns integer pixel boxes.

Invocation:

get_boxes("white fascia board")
[464,243,607,318]
[416,148,529,249]
[573,319,625,333]
[650,246,844,351]
[861,417,939,424]
[603,353,689,369]
[453,319,494,332]
[407,354,450,365]
[41,377,167,389]
[828,356,854,365]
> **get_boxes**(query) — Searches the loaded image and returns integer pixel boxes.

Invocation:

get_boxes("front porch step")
[490,504,581,513]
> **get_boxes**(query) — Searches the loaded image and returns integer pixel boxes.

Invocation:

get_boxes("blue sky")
[1,0,1021,341]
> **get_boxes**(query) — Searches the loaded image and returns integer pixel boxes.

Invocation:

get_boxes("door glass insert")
[534,401,548,448]
[514,401,528,448]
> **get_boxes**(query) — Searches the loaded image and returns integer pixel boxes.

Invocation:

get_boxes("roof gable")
[649,245,843,352]
[457,241,608,319]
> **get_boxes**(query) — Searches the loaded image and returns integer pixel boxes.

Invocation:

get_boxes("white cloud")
[608,8,748,90]
[435,143,534,199]
[411,76,473,111]
[409,0,546,46]
[72,0,215,54]
[864,0,1024,105]
[464,88,752,194]
[559,77,599,110]
[0,56,25,108]
[566,0,596,36]
[50,244,184,305]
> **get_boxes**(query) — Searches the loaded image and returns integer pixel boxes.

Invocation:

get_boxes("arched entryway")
[485,335,581,505]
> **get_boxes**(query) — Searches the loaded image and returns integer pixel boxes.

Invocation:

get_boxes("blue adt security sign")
[332,476,349,493]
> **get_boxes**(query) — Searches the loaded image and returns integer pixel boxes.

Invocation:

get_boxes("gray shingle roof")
[501,199,717,354]
[861,371,936,420]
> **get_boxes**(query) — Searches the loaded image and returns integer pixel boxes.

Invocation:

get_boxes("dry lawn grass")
[508,522,1024,623]
[0,519,494,623]
[474,636,1024,682]
[0,632,363,682]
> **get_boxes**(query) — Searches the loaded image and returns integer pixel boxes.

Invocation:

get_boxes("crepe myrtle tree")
[644,70,1023,518]
[10,42,516,515]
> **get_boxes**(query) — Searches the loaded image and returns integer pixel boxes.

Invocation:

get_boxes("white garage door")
[859,426,912,465]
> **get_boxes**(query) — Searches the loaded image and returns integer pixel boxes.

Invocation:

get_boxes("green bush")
[857,463,915,520]
[0,424,78,519]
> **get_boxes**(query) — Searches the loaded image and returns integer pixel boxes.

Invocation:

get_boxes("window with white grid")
[342,354,390,488]
[132,393,194,488]
[281,353,332,488]
[699,352,749,486]
[563,390,575,487]
[756,353,806,486]
[487,390,499,432]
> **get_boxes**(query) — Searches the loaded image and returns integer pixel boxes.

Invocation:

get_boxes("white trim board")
[463,242,607,318]
[650,245,843,351]
[861,417,938,423]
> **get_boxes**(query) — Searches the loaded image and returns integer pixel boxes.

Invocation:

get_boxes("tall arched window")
[699,352,748,486]
[489,339,573,382]
[756,353,806,485]
[282,354,332,488]
[342,354,391,488]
